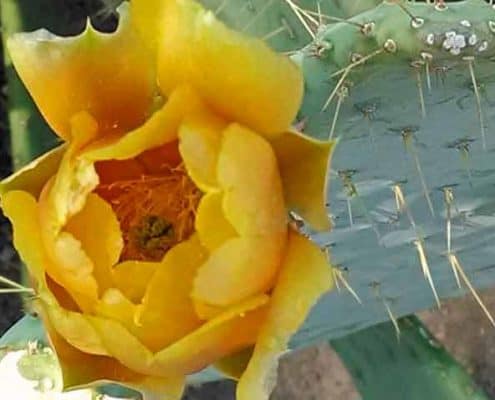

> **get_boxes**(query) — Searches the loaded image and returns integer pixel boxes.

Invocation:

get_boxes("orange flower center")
[96,162,201,262]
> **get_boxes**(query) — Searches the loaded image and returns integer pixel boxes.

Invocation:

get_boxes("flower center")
[96,163,201,262]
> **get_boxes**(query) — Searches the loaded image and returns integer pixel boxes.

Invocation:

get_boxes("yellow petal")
[112,260,158,303]
[152,295,269,375]
[1,191,46,281]
[195,192,236,252]
[0,145,65,198]
[215,347,253,380]
[131,0,167,53]
[95,288,140,331]
[158,0,303,136]
[193,236,285,307]
[41,293,109,356]
[84,86,204,162]
[65,193,123,295]
[45,318,185,400]
[45,275,80,311]
[37,117,101,309]
[7,3,155,140]
[193,299,224,320]
[2,191,107,355]
[42,114,100,231]
[136,236,206,351]
[178,111,225,191]
[237,231,334,400]
[87,315,155,375]
[218,124,287,236]
[93,238,208,354]
[89,295,267,377]
[270,131,335,231]
[39,182,98,311]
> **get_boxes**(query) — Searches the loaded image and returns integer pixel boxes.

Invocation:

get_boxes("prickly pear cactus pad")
[200,0,383,51]
[289,0,495,347]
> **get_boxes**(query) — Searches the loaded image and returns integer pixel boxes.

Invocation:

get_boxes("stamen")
[96,164,201,262]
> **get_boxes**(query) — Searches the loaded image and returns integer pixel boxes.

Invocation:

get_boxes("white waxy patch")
[361,22,375,37]
[445,31,456,40]
[442,31,467,55]
[384,38,398,53]
[460,20,472,28]
[453,34,466,48]
[425,33,435,46]
[468,34,478,46]
[350,52,363,63]
[478,40,489,52]
[435,3,447,11]
[411,18,424,29]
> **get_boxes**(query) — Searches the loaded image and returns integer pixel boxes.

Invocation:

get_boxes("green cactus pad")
[291,0,495,347]
[332,316,490,400]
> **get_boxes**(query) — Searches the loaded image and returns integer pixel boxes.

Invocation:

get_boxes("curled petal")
[152,295,269,375]
[1,190,46,282]
[218,124,287,236]
[193,236,285,307]
[112,261,158,303]
[237,231,333,400]
[178,111,225,191]
[39,179,98,311]
[37,115,101,309]
[66,193,123,296]
[0,145,65,198]
[270,131,335,231]
[2,190,106,355]
[41,296,109,357]
[7,3,155,140]
[84,86,204,162]
[87,315,155,376]
[136,236,206,351]
[195,192,236,252]
[45,318,185,400]
[91,238,207,354]
[157,0,303,136]
[88,295,268,378]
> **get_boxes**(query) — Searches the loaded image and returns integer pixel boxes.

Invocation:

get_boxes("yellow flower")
[1,1,335,399]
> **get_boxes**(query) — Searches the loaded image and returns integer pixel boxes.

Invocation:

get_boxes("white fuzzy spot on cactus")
[425,33,435,46]
[460,20,472,28]
[478,40,489,52]
[445,31,456,40]
[489,20,495,33]
[411,18,424,29]
[442,32,466,55]
[468,34,478,46]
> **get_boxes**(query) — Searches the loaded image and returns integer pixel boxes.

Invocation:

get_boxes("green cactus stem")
[332,315,490,400]
[0,0,63,169]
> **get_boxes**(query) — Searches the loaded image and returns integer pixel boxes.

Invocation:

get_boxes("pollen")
[96,164,202,262]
